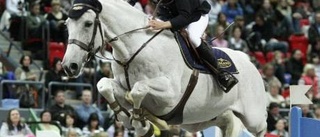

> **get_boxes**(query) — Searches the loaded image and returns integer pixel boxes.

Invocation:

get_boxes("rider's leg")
[186,14,238,92]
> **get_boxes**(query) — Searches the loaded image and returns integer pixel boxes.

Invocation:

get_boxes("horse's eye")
[84,21,93,27]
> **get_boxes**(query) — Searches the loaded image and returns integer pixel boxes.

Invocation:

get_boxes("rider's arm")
[169,0,192,31]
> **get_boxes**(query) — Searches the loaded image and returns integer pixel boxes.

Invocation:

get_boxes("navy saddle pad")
[174,32,238,74]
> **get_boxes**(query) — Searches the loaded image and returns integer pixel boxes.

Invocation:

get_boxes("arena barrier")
[290,106,320,137]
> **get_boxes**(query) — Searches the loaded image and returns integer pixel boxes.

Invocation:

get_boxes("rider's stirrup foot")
[217,71,238,93]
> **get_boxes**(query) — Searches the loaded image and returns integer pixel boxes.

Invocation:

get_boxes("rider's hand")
[148,19,172,30]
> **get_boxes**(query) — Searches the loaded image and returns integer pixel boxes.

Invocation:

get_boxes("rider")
[129,0,238,92]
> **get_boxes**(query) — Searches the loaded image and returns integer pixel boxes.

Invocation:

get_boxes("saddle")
[174,30,238,75]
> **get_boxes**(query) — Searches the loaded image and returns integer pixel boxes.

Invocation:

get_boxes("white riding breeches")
[186,14,209,47]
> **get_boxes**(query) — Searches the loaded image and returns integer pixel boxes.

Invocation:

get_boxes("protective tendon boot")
[196,42,238,92]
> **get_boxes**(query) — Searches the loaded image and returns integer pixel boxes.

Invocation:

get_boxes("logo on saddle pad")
[72,6,84,10]
[217,58,232,68]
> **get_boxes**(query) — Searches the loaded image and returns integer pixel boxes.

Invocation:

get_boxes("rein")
[68,4,104,63]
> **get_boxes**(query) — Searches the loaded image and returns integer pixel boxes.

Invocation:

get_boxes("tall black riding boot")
[196,42,238,92]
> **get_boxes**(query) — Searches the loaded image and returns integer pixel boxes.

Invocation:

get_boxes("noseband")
[68,4,104,62]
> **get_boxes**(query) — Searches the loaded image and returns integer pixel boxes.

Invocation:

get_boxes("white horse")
[62,0,267,136]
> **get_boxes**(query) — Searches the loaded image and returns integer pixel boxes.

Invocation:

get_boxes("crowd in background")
[0,0,319,136]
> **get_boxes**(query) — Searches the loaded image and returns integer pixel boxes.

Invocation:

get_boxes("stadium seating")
[288,34,309,64]
[48,42,65,67]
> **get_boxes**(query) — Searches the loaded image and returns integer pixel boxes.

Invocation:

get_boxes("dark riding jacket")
[130,0,211,31]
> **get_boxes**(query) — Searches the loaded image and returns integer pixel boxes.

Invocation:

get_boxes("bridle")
[68,1,164,91]
[68,3,105,63]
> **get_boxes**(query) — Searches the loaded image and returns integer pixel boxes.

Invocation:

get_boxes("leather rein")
[69,2,199,124]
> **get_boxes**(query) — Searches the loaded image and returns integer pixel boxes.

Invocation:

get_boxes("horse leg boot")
[196,42,238,92]
[97,78,132,128]
[130,85,154,137]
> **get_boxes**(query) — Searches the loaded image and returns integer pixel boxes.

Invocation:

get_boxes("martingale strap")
[157,69,199,124]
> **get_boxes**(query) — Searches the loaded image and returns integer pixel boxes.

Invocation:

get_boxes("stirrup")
[217,71,238,93]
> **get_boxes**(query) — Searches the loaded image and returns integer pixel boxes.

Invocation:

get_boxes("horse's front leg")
[130,76,175,137]
[97,77,132,128]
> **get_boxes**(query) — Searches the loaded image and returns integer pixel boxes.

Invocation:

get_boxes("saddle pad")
[174,32,238,74]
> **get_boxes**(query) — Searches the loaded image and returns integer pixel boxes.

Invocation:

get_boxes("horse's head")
[62,0,103,77]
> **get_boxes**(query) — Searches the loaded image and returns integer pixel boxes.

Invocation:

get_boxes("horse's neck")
[100,0,149,61]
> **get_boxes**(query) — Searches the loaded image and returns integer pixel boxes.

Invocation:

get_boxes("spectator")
[82,113,104,136]
[258,0,276,22]
[276,0,293,23]
[96,61,113,81]
[209,12,229,38]
[143,0,155,16]
[311,0,320,11]
[315,105,320,120]
[310,54,320,82]
[76,89,104,128]
[15,55,38,108]
[310,38,320,58]
[267,81,285,106]
[0,0,26,31]
[252,14,288,53]
[271,51,287,85]
[273,10,294,41]
[26,1,46,39]
[211,25,228,48]
[39,110,60,133]
[298,64,319,100]
[107,120,129,137]
[270,119,289,137]
[262,63,282,89]
[46,0,68,43]
[114,130,124,137]
[65,128,79,137]
[221,0,243,23]
[0,108,34,136]
[267,103,283,132]
[95,61,113,110]
[15,55,37,81]
[49,90,77,125]
[45,58,67,96]
[82,59,96,90]
[285,49,304,85]
[228,25,249,53]
[228,16,249,40]
[62,113,82,136]
[292,3,312,32]
[300,104,315,118]
[98,132,108,137]
[308,11,320,46]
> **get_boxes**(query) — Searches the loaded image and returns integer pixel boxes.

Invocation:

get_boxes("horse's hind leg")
[130,76,176,136]
[97,78,132,128]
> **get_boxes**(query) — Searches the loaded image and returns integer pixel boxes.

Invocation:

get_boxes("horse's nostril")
[70,63,78,71]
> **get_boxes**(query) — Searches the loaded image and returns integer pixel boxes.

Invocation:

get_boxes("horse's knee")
[131,82,149,101]
[97,77,112,93]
